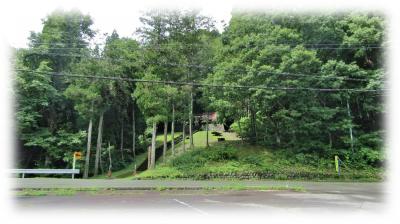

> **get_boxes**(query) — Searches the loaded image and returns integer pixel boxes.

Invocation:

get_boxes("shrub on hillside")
[171,145,238,171]
[205,146,238,161]
[240,154,264,166]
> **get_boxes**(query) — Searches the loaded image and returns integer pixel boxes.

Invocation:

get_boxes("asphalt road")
[12,179,386,214]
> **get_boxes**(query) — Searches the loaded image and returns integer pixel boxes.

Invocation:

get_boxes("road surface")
[12,179,386,213]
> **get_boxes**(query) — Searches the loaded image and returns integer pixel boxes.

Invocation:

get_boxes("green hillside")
[133,132,383,181]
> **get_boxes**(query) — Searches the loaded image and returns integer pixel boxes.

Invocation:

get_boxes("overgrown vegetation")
[134,142,383,181]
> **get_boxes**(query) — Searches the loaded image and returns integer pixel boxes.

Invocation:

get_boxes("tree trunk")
[206,111,209,147]
[263,117,268,142]
[132,102,136,174]
[250,108,257,143]
[99,153,104,174]
[163,121,168,162]
[150,121,157,169]
[237,117,244,143]
[94,111,104,176]
[147,146,151,169]
[120,121,124,161]
[253,111,258,142]
[182,122,186,152]
[275,122,281,146]
[171,104,175,155]
[276,133,281,145]
[83,102,94,179]
[356,97,363,119]
[346,98,354,153]
[107,142,112,178]
[189,90,194,148]
[44,155,51,167]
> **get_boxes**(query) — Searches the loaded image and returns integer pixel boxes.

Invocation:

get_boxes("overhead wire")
[18,51,384,82]
[14,68,386,93]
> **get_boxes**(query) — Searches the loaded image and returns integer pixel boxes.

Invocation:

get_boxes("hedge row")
[134,169,383,181]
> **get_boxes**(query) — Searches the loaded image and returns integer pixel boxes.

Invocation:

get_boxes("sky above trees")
[2,0,232,48]
[2,0,393,49]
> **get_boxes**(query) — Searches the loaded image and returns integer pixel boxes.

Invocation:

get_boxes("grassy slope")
[91,151,148,179]
[133,131,383,181]
[156,131,239,164]
[92,132,183,179]
[156,132,182,145]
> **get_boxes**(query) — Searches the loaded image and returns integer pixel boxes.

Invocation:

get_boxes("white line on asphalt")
[173,199,208,215]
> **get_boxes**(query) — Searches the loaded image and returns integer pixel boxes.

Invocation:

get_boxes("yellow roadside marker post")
[72,152,82,179]
[335,155,340,177]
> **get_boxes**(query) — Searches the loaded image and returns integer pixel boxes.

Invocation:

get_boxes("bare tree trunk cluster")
[94,111,104,176]
[171,104,175,155]
[83,101,94,179]
[163,121,168,162]
[149,121,157,169]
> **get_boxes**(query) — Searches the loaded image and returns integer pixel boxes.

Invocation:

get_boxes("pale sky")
[0,0,233,48]
[1,0,391,49]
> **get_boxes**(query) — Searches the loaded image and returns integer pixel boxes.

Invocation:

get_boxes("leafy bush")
[171,150,207,170]
[240,154,264,166]
[135,167,183,179]
[171,145,238,171]
[205,146,238,161]
[359,147,384,166]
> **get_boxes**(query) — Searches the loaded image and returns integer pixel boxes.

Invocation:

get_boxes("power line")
[27,41,385,47]
[19,51,383,82]
[261,71,370,82]
[19,51,209,69]
[14,69,386,93]
[29,44,384,51]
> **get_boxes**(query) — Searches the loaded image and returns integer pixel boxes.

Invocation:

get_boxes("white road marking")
[173,198,208,215]
[203,199,222,203]
[203,198,283,210]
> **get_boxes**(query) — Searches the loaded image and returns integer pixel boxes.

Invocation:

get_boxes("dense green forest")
[13,9,385,178]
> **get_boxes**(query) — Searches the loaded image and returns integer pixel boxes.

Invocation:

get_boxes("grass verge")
[15,185,304,196]
[16,188,78,196]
